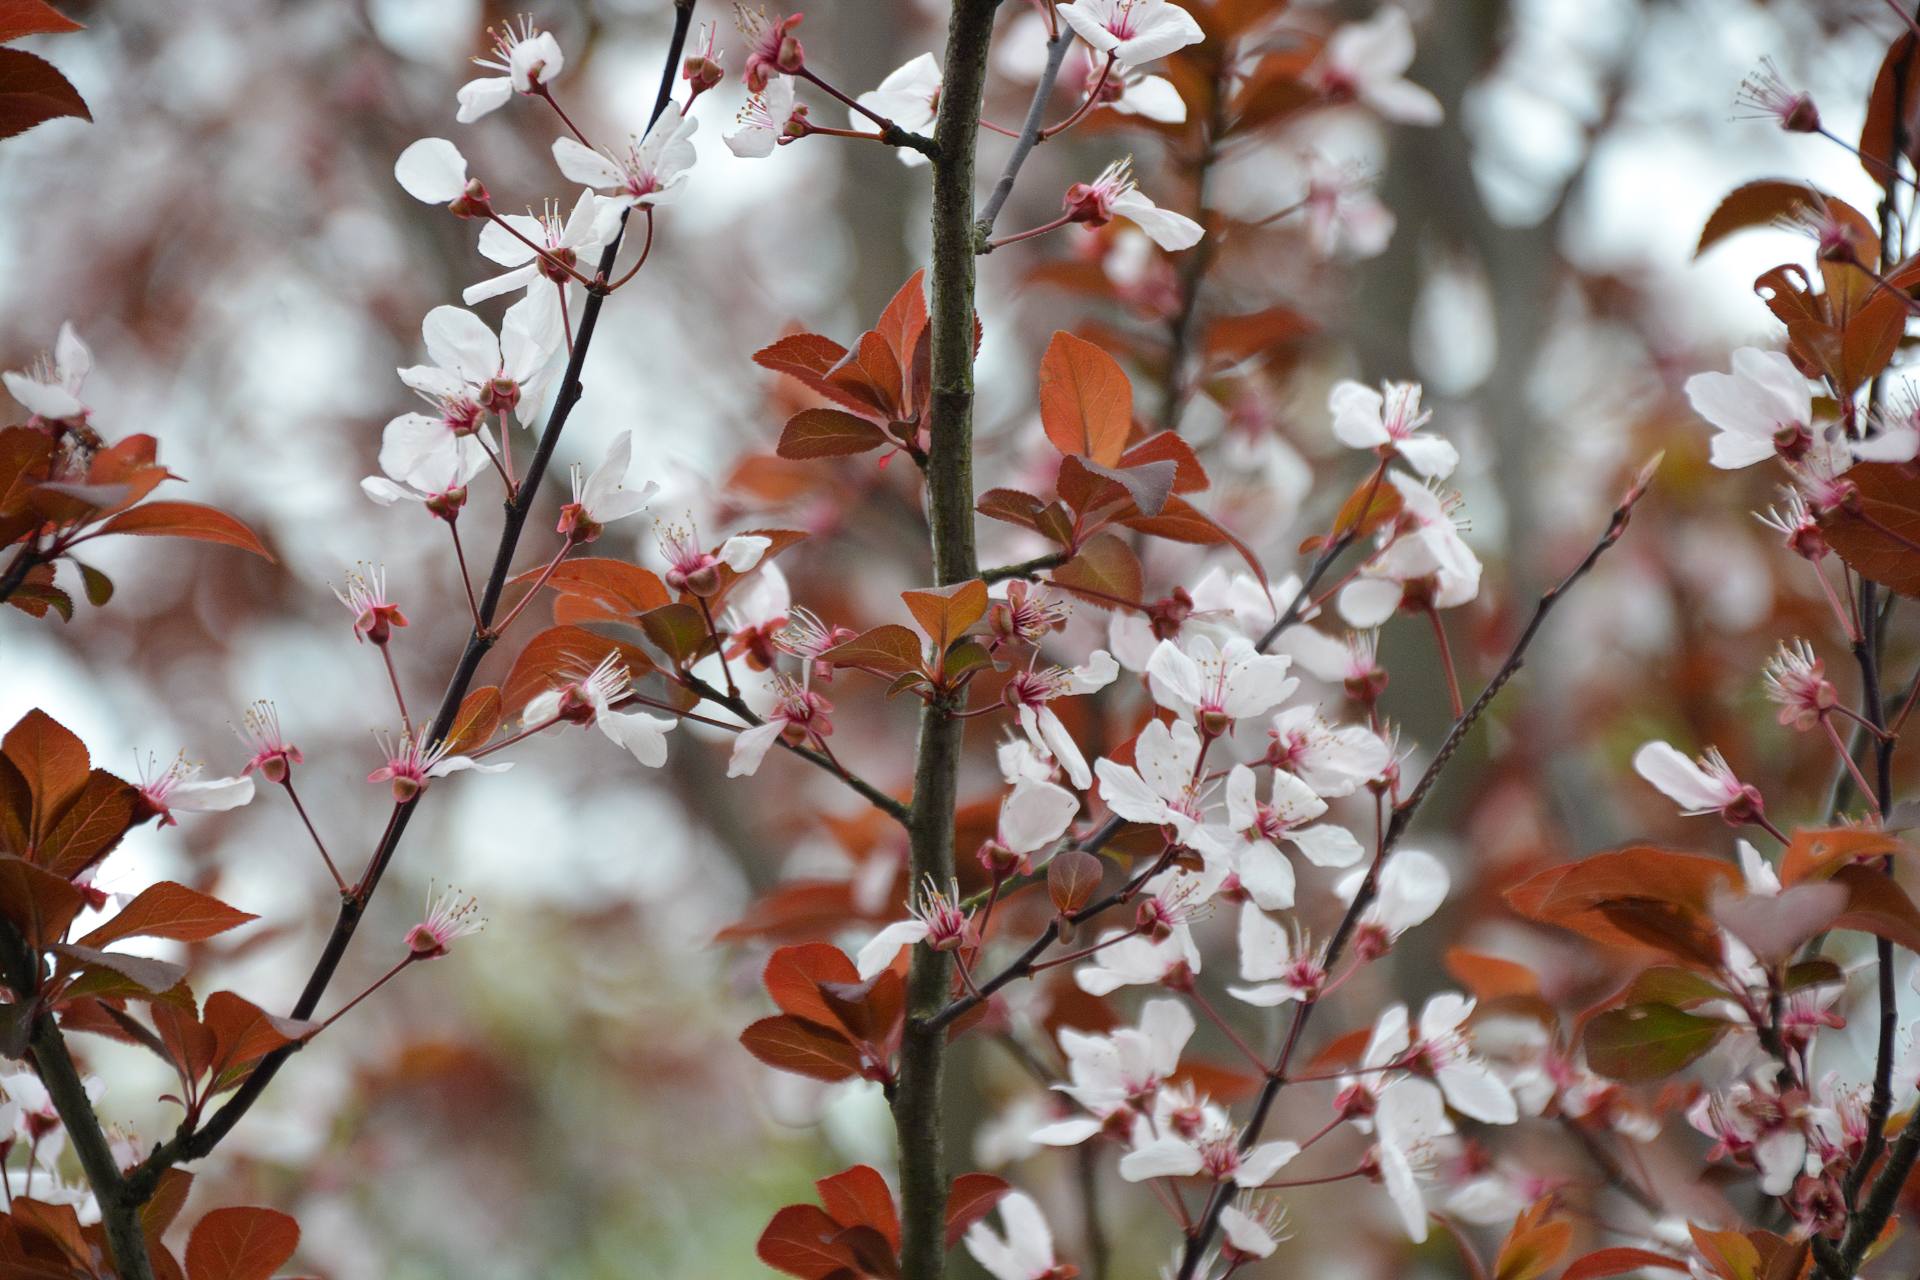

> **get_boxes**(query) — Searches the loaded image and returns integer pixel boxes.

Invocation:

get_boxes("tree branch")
[974,22,1074,243]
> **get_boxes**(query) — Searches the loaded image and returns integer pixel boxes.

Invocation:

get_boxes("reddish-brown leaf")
[1860,34,1920,190]
[1048,849,1104,915]
[0,0,84,41]
[901,580,988,653]
[1204,305,1317,362]
[1505,848,1739,954]
[3,709,89,844]
[0,754,27,856]
[1696,180,1830,257]
[1038,332,1133,466]
[763,943,861,1029]
[1118,432,1209,494]
[0,854,84,950]
[0,47,87,141]
[757,1204,861,1280]
[817,1164,900,1249]
[513,557,671,617]
[976,488,1050,534]
[502,625,656,714]
[1819,461,1920,595]
[441,686,504,756]
[1050,533,1144,612]
[1560,1247,1691,1279]
[1779,826,1912,885]
[183,1206,299,1280]
[1442,948,1540,1003]
[739,1014,865,1082]
[820,625,924,676]
[1829,863,1920,953]
[37,768,135,879]
[943,1173,1010,1248]
[95,500,271,559]
[779,409,889,459]
[79,882,257,949]
[203,991,312,1088]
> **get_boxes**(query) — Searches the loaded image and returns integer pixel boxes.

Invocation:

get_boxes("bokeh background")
[1,0,1913,1275]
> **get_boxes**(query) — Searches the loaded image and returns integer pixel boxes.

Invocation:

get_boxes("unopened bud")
[448,178,493,220]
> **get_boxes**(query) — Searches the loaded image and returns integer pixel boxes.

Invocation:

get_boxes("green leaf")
[1584,1003,1730,1081]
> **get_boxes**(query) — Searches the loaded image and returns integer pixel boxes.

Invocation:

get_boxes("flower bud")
[684,53,724,93]
[448,178,493,220]
[426,486,467,524]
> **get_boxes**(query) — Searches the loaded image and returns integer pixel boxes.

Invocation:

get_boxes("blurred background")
[0,0,1913,1275]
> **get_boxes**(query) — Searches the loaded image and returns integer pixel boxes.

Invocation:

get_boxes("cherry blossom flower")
[1735,56,1820,133]
[395,138,476,205]
[1145,635,1297,731]
[1003,651,1119,789]
[1300,155,1394,259]
[360,463,472,515]
[1684,348,1815,470]
[524,653,676,768]
[1267,706,1390,794]
[1338,473,1482,627]
[726,75,803,158]
[1064,157,1204,250]
[457,16,564,122]
[1107,567,1275,669]
[988,580,1071,648]
[728,676,832,776]
[737,3,806,92]
[999,737,1059,787]
[467,190,621,306]
[557,431,659,543]
[1366,995,1518,1124]
[1229,903,1326,1006]
[1688,1077,1814,1196]
[367,732,510,803]
[1200,764,1363,909]
[1339,848,1449,958]
[855,54,941,166]
[1328,379,1457,478]
[656,519,770,596]
[1763,639,1838,731]
[553,112,699,210]
[1034,999,1194,1145]
[4,322,90,422]
[405,883,486,959]
[1056,0,1204,67]
[1094,718,1209,840]
[1274,628,1389,708]
[1119,1092,1299,1186]
[980,776,1080,877]
[855,877,974,980]
[1309,8,1443,126]
[1755,488,1830,562]
[235,700,302,784]
[1220,1196,1290,1263]
[724,562,792,670]
[684,21,726,94]
[334,565,408,644]
[133,754,254,827]
[963,1191,1072,1280]
[1370,1078,1453,1242]
[1632,741,1765,824]
[1075,867,1217,994]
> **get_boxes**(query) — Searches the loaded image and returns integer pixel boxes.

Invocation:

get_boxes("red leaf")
[79,882,257,949]
[1048,850,1104,915]
[763,943,860,1029]
[942,1173,1010,1248]
[202,991,313,1087]
[441,686,504,756]
[1696,180,1831,257]
[779,409,889,459]
[0,855,84,951]
[1560,1247,1691,1280]
[1860,34,1920,190]
[512,557,671,617]
[0,0,83,41]
[901,580,988,653]
[1779,826,1913,885]
[757,1204,861,1280]
[1038,332,1133,466]
[1049,533,1144,611]
[502,625,656,714]
[739,1015,865,1082]
[820,625,925,676]
[95,501,272,561]
[3,709,89,844]
[1829,863,1920,953]
[0,47,87,141]
[817,1164,900,1249]
[183,1206,299,1280]
[755,332,886,419]
[1505,847,1740,955]
[1123,493,1268,587]
[37,768,135,878]
[1204,305,1316,362]
[1819,461,1920,596]
[1442,948,1540,1003]
[1118,432,1209,494]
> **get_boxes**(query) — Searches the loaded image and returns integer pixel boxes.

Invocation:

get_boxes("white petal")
[727,721,784,777]
[1288,823,1364,868]
[855,920,931,980]
[720,535,772,572]
[1031,1117,1104,1146]
[421,306,501,385]
[1111,190,1205,250]
[1000,779,1079,852]
[600,710,675,768]
[455,76,514,123]
[1235,1140,1300,1187]
[1118,1137,1203,1182]
[551,136,625,189]
[395,138,469,204]
[1237,841,1296,911]
[1631,741,1726,813]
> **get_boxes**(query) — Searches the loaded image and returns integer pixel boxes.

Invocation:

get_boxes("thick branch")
[893,5,997,1279]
